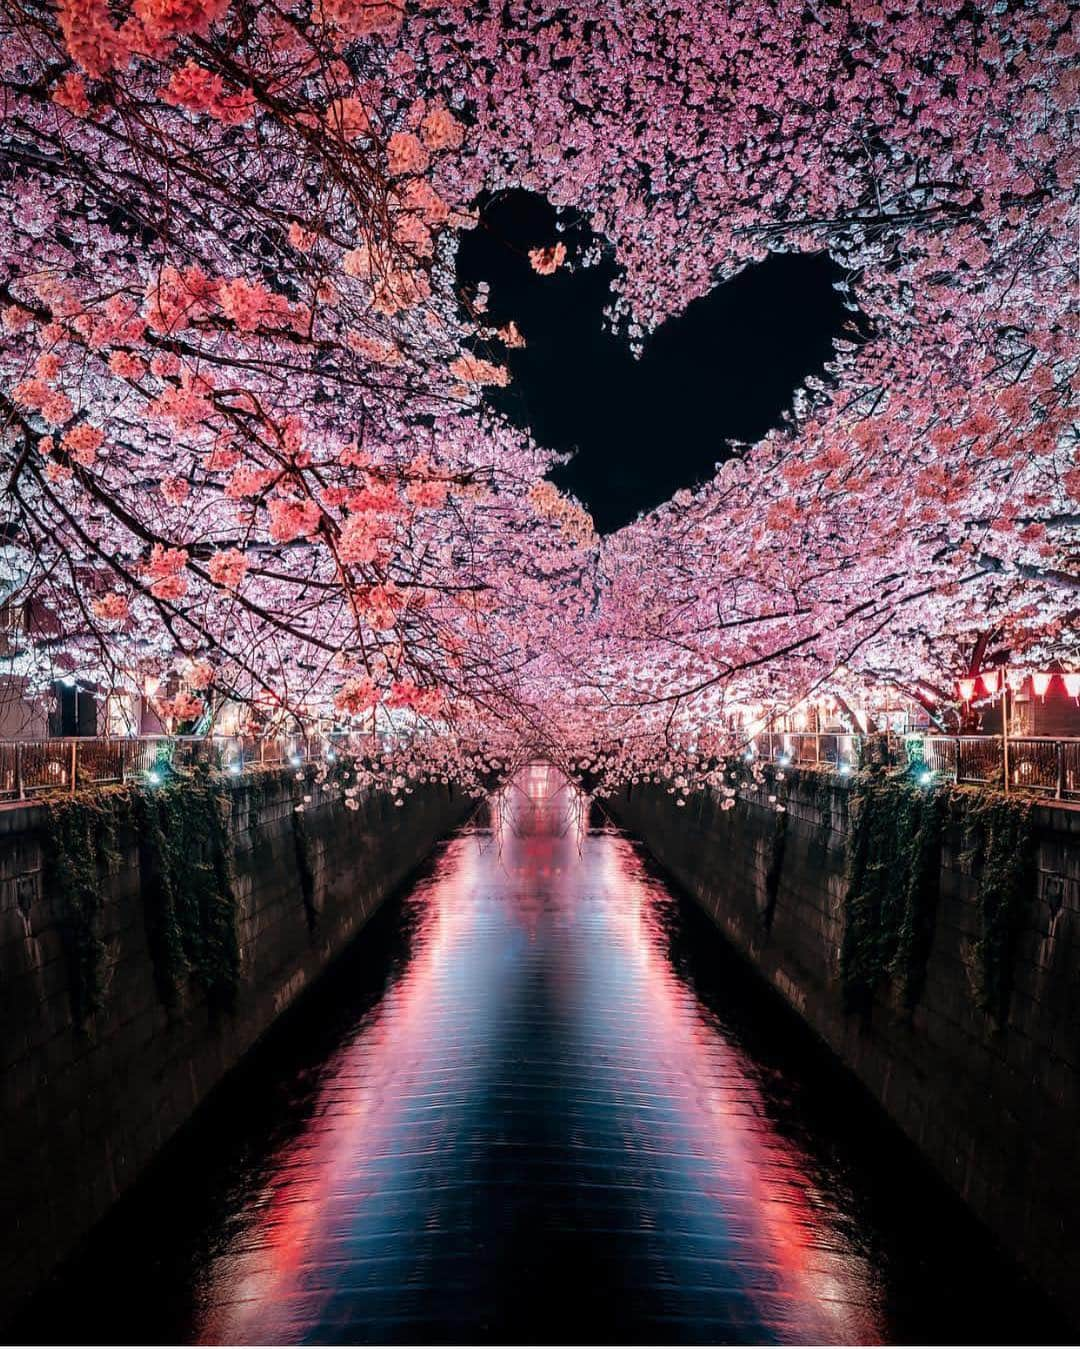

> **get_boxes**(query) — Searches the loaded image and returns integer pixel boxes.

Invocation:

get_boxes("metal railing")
[933,735,1080,800]
[0,734,316,801]
[747,731,1080,802]
[1,730,1077,805]
[751,730,863,770]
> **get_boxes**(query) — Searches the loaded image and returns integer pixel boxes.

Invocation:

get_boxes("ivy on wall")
[840,773,1037,1027]
[44,796,122,1027]
[762,808,788,931]
[135,773,240,1011]
[291,803,317,932]
[841,776,946,1014]
[44,773,241,1027]
[960,794,1037,1027]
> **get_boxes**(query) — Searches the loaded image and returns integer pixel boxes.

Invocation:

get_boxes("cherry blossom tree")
[0,0,1075,788]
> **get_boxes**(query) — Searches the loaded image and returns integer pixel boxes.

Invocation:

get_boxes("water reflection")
[18,765,1067,1345]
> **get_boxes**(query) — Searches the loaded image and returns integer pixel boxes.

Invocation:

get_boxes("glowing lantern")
[1032,671,1053,699]
[1006,669,1026,694]
[1063,673,1080,701]
[957,677,976,702]
[980,669,1001,697]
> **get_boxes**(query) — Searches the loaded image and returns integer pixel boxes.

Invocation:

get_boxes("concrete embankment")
[0,769,468,1319]
[609,772,1080,1323]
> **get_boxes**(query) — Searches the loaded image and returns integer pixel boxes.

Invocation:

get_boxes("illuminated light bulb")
[147,770,162,787]
[958,678,976,702]
[227,762,242,775]
[1032,671,1053,699]
[289,753,302,767]
[918,770,934,787]
[838,761,852,776]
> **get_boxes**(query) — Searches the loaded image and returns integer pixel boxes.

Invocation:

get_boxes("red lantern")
[1063,673,1080,701]
[980,669,1000,697]
[1006,669,1025,694]
[1032,671,1053,699]
[958,677,976,702]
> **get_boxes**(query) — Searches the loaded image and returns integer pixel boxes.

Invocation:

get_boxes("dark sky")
[456,189,857,534]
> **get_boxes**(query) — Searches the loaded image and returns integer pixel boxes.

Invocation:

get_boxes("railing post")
[70,740,77,795]
[15,742,23,801]
[119,739,127,783]
[1057,741,1066,801]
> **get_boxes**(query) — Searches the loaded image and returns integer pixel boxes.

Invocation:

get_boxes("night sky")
[456,189,857,534]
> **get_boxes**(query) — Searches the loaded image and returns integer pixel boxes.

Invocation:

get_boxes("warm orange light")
[958,677,976,701]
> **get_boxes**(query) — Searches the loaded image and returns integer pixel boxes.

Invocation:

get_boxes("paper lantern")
[980,669,1000,696]
[1032,671,1053,698]
[958,677,976,702]
[1006,669,1026,693]
[1063,673,1080,700]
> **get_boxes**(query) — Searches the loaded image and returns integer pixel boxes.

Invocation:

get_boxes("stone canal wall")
[0,770,469,1320]
[609,773,1080,1323]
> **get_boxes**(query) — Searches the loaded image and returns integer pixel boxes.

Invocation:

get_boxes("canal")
[19,765,1067,1344]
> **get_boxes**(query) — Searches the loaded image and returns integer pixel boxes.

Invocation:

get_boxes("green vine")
[841,775,946,1013]
[291,802,317,931]
[137,773,239,1010]
[44,794,123,1028]
[762,808,788,930]
[840,774,1037,1026]
[43,773,241,1022]
[961,793,1036,1027]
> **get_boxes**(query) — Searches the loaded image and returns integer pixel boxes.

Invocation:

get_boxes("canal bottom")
[14,767,1070,1345]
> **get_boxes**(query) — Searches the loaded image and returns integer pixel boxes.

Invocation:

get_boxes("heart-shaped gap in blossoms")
[456,189,862,535]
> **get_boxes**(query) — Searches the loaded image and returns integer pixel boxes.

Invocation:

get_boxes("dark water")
[17,766,1068,1344]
